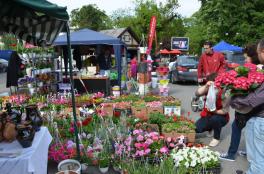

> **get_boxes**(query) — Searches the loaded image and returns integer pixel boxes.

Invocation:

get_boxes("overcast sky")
[49,0,201,17]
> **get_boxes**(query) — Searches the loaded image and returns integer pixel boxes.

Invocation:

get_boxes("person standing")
[98,47,112,76]
[198,41,226,83]
[230,38,264,174]
[168,56,177,83]
[220,43,260,161]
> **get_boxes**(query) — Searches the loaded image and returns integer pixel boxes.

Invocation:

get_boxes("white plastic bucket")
[151,77,158,88]
[58,159,81,174]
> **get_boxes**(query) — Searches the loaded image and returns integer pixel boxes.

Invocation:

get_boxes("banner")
[146,16,156,55]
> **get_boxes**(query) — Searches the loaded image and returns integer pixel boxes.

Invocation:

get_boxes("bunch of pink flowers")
[114,129,169,158]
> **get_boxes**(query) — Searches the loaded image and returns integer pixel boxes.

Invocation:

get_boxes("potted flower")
[162,118,196,143]
[148,112,172,133]
[171,147,221,174]
[98,153,110,173]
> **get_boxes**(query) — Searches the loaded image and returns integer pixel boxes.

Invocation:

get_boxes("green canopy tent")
[0,0,81,159]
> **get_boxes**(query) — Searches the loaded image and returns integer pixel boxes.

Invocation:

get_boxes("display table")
[0,127,52,174]
[72,76,111,96]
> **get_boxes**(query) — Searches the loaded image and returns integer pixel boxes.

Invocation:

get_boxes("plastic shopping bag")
[205,84,216,112]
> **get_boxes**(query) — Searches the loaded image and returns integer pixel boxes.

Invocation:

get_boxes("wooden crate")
[147,107,163,115]
[163,132,196,143]
[131,107,148,121]
[101,103,113,117]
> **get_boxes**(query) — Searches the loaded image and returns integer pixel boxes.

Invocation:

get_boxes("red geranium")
[215,63,264,96]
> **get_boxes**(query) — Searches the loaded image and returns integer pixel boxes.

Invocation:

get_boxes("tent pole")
[66,23,81,160]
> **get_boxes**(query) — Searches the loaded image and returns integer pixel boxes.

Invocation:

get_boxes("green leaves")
[235,66,249,76]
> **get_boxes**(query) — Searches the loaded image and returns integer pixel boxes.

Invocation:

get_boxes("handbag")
[234,111,250,129]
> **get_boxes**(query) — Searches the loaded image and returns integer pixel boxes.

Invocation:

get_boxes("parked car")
[171,55,198,83]
[0,59,8,73]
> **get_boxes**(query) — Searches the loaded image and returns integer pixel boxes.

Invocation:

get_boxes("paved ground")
[0,73,248,173]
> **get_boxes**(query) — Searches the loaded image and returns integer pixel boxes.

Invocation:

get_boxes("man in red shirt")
[198,41,226,83]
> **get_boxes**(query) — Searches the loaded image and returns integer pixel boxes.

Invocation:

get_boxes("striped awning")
[0,0,69,47]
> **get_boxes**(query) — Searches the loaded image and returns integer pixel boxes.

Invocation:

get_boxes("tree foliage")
[70,4,112,31]
[184,0,264,54]
[111,0,185,50]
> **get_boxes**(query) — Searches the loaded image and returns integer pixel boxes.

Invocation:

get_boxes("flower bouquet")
[215,63,264,96]
[171,147,221,174]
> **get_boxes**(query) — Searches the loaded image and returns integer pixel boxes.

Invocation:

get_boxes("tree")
[70,4,112,30]
[111,0,185,51]
[197,0,264,46]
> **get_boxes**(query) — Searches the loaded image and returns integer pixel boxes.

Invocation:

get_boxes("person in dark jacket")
[230,38,264,174]
[6,51,23,87]
[98,47,112,76]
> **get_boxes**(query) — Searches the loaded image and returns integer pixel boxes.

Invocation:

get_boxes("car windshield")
[178,56,198,64]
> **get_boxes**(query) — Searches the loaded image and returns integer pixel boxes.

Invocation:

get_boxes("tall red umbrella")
[160,49,170,54]
[169,49,181,54]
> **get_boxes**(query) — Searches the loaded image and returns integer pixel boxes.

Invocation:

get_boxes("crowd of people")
[195,39,264,174]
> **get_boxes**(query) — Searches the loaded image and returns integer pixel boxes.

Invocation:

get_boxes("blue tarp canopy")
[53,28,124,45]
[213,40,243,52]
[53,28,125,85]
[0,50,14,61]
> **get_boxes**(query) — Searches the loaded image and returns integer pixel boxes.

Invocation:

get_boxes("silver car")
[171,55,198,83]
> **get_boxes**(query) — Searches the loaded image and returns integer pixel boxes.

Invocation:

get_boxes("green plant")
[163,100,181,106]
[131,101,146,108]
[162,121,196,133]
[143,95,159,102]
[99,153,110,168]
[148,113,172,132]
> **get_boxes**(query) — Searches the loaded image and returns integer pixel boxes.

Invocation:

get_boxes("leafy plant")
[143,95,159,102]
[163,100,181,106]
[148,113,172,132]
[162,121,196,133]
[99,152,110,168]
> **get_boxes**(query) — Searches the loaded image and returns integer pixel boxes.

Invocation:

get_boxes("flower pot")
[28,87,35,95]
[37,82,43,87]
[56,171,78,174]
[26,68,32,77]
[99,166,109,173]
[113,166,121,172]
[58,159,81,174]
[201,165,221,174]
[27,83,33,88]
[81,163,88,171]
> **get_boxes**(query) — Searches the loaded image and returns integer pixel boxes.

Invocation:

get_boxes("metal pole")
[66,23,80,160]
